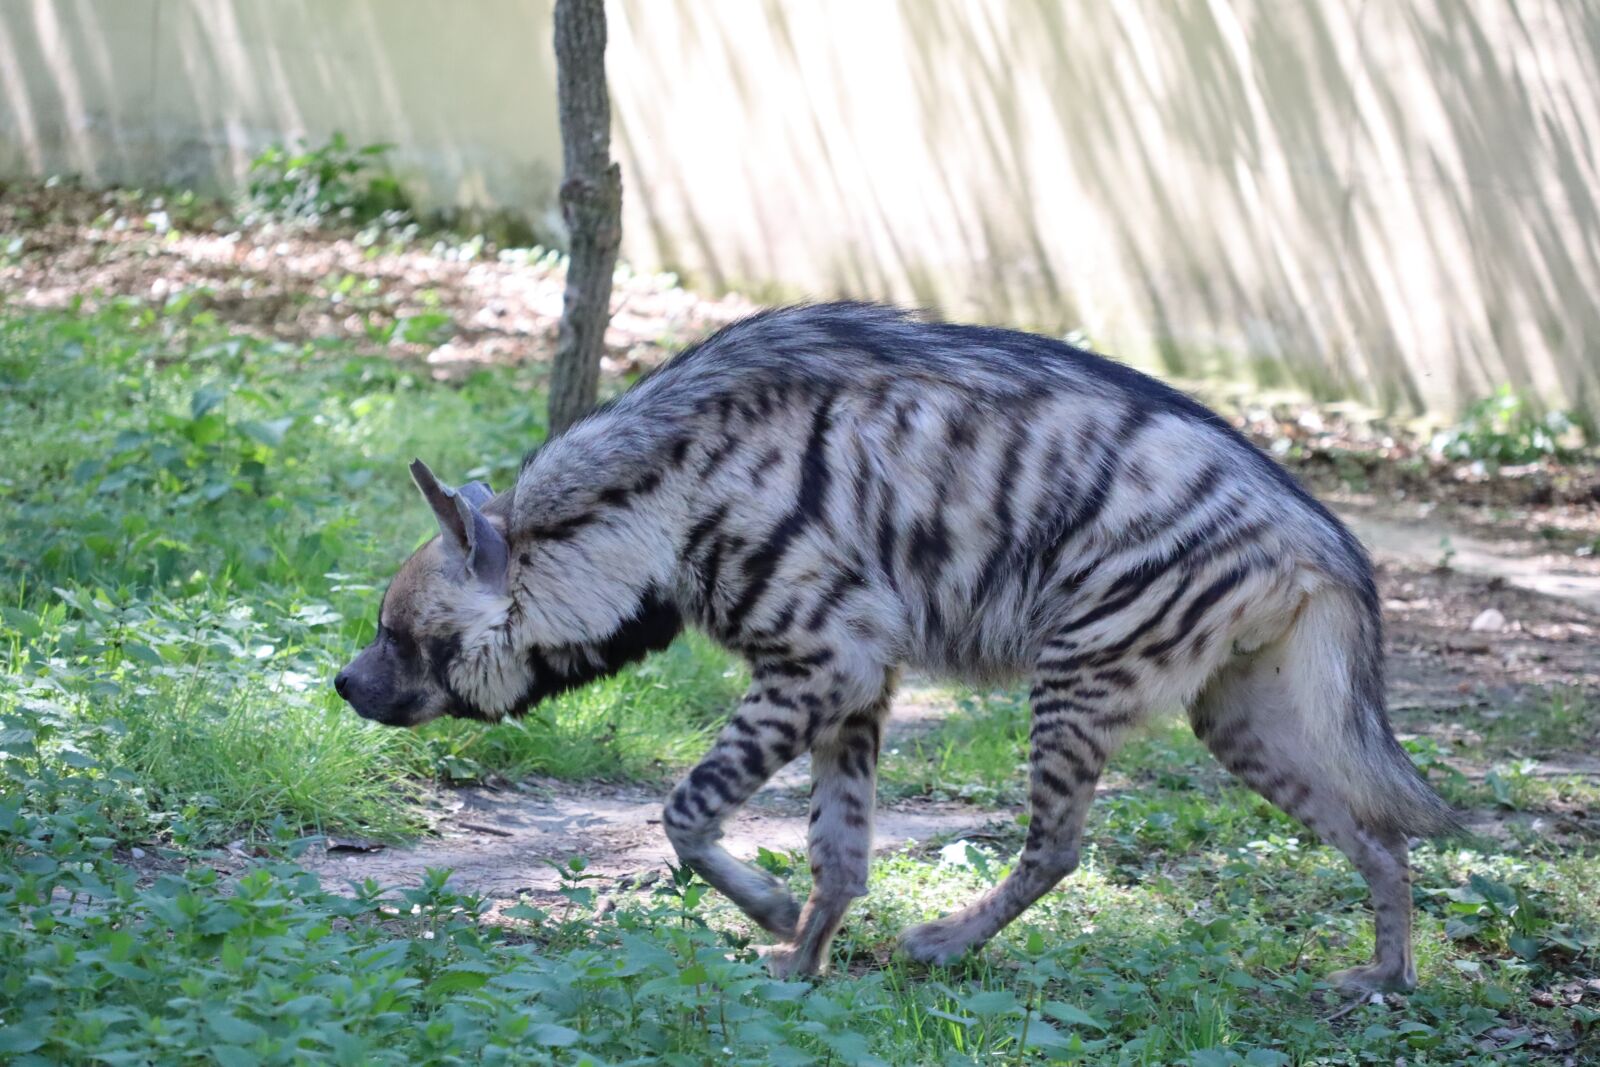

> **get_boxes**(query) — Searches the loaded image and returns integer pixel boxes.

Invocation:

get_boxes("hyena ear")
[409,460,510,592]
[458,481,495,509]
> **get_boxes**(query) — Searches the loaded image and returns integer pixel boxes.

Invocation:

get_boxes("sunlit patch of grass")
[1394,688,1600,763]
[880,691,1220,808]
[879,688,1030,805]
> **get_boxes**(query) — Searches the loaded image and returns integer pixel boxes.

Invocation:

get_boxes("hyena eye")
[379,624,420,661]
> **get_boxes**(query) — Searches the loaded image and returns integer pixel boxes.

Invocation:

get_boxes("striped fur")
[337,303,1455,991]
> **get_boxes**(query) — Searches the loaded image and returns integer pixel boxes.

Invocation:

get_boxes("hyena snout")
[333,645,429,727]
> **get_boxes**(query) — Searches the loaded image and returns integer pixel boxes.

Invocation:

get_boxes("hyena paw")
[1326,962,1417,996]
[898,918,982,965]
[750,890,802,942]
[756,943,822,978]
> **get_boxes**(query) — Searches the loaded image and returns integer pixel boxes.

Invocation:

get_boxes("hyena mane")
[340,301,1454,990]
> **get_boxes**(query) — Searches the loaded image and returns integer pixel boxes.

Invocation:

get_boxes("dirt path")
[303,696,1008,903]
[1343,504,1600,615]
[1350,506,1600,715]
[1,183,752,377]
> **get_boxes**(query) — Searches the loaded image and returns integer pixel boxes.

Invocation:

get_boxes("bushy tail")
[1283,585,1460,838]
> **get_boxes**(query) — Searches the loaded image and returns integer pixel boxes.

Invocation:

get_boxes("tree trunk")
[548,0,622,436]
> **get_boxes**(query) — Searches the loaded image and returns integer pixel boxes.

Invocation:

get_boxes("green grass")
[880,688,1030,805]
[0,300,739,844]
[5,710,1596,1064]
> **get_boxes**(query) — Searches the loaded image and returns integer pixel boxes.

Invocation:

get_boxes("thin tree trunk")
[548,0,622,436]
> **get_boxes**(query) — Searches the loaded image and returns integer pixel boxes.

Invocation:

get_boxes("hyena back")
[336,303,1454,992]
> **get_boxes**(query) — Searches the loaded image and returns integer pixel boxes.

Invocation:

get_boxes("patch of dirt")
[1355,508,1600,843]
[298,695,1004,904]
[301,780,1005,905]
[1,182,754,377]
[1351,508,1600,714]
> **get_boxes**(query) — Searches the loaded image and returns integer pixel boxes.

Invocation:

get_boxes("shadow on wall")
[608,0,1600,425]
[0,0,562,231]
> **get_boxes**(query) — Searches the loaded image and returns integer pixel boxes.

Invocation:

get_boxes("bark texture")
[548,0,622,436]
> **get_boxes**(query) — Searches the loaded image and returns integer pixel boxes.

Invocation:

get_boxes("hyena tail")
[1280,583,1460,839]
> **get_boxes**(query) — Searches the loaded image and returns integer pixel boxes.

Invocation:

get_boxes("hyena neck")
[506,439,692,650]
[505,588,685,717]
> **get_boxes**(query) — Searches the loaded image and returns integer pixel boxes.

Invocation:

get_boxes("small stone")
[1470,608,1507,633]
[326,836,385,853]
[130,847,146,859]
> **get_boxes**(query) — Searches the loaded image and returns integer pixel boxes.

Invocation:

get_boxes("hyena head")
[334,459,519,728]
[336,459,686,729]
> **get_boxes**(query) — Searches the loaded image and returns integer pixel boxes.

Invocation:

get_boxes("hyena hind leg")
[899,659,1140,965]
[1192,652,1419,994]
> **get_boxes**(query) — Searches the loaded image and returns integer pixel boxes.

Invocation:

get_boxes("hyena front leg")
[764,699,889,978]
[900,658,1139,964]
[662,680,814,938]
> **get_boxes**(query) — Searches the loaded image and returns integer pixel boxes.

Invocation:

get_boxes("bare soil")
[4,182,755,377]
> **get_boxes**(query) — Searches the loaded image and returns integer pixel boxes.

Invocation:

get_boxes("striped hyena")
[335,302,1454,992]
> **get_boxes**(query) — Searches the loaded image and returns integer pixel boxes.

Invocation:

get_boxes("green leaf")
[1469,874,1517,909]
[960,989,1020,1016]
[123,642,164,665]
[212,1045,264,1067]
[0,1026,46,1054]
[0,607,42,638]
[208,1013,266,1044]
[238,417,295,449]
[1041,1000,1107,1030]
[0,727,37,752]
[1016,1019,1069,1049]
[528,1023,582,1047]
[1509,933,1542,959]
[188,412,227,446]
[429,968,491,995]
[191,384,227,419]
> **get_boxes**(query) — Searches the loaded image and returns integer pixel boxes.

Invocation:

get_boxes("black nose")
[334,671,350,700]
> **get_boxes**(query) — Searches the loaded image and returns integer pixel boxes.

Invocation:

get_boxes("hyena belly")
[348,303,1452,989]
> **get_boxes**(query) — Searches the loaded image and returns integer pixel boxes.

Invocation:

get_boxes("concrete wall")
[0,1,563,229]
[3,1,1598,421]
